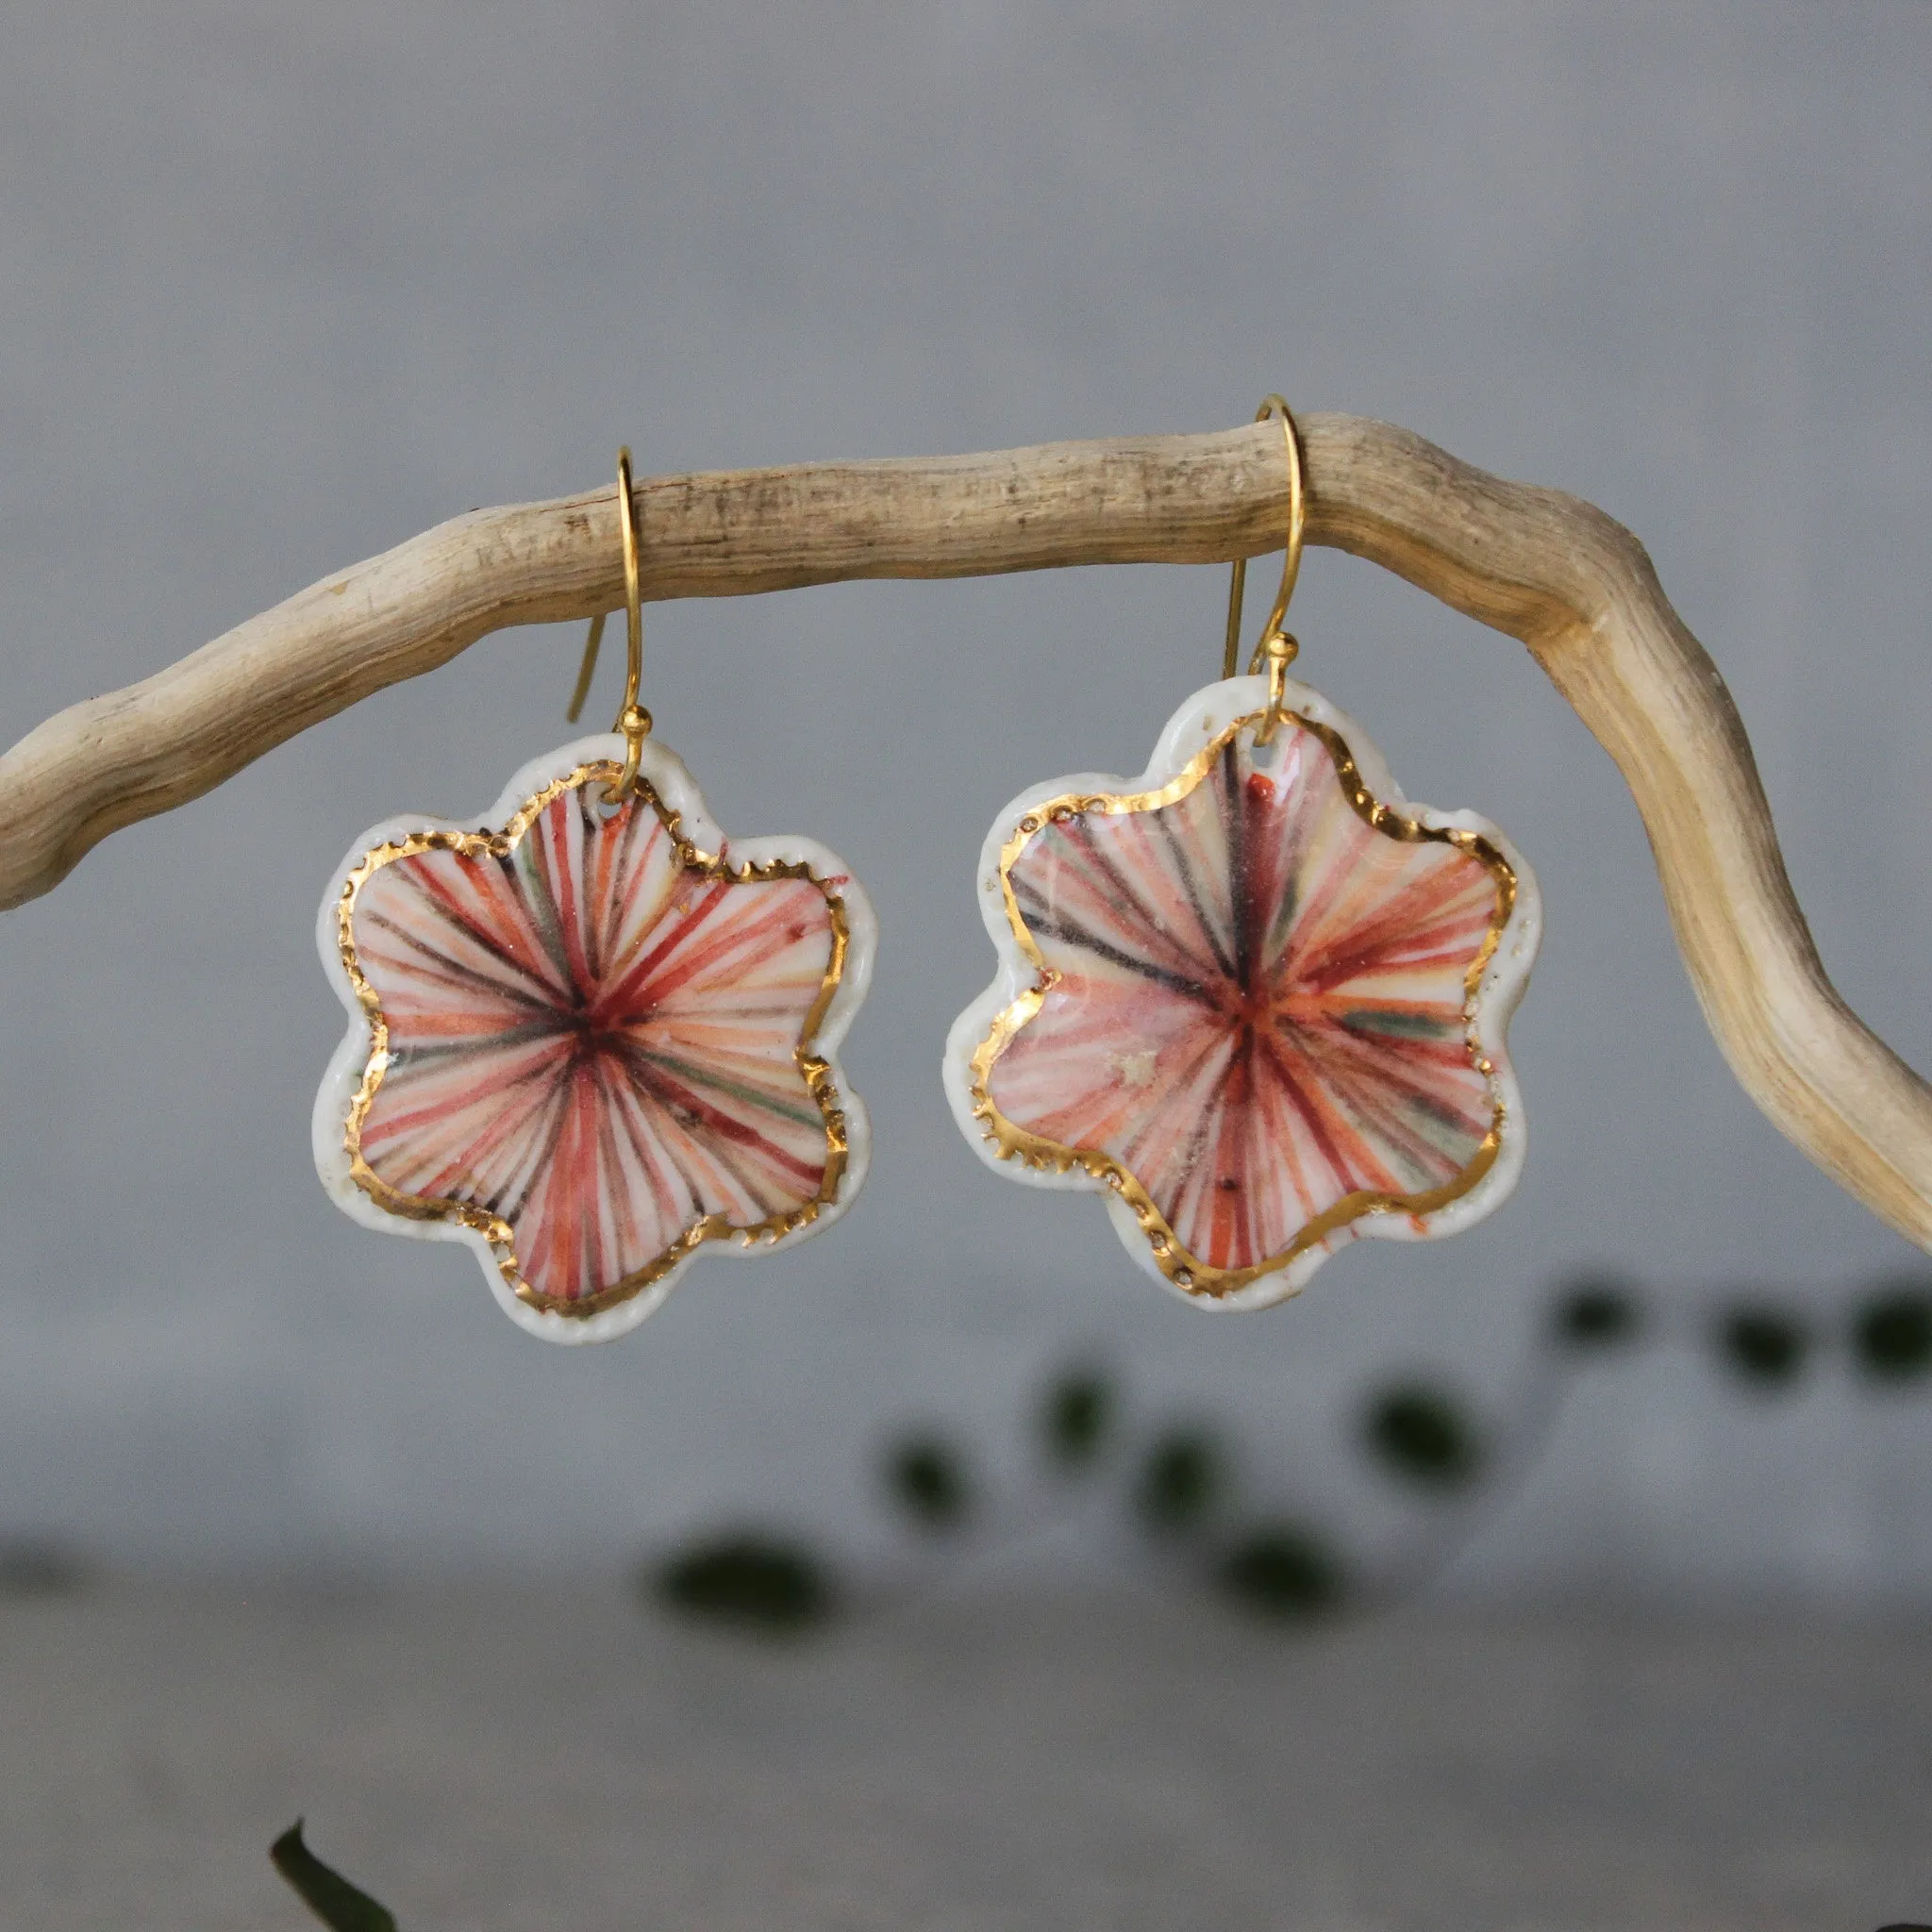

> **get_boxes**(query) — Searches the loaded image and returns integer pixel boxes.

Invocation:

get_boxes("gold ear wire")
[565,611,605,724]
[1221,396,1304,744]
[566,448,652,801]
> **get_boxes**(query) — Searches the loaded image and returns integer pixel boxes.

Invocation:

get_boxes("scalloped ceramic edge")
[314,732,876,1345]
[942,674,1541,1312]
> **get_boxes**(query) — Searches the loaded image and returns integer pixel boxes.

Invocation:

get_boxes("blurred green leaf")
[1717,1307,1808,1389]
[885,1436,973,1531]
[1135,1429,1224,1534]
[269,1822,397,1932]
[1219,1525,1343,1622]
[1854,1287,1932,1385]
[1041,1369,1113,1470]
[1551,1277,1642,1352]
[653,1534,833,1636]
[1363,1385,1483,1491]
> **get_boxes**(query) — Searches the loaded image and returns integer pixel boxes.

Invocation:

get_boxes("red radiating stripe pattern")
[986,724,1502,1273]
[349,785,838,1307]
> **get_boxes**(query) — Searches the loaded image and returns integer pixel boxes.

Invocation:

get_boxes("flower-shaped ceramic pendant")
[316,734,875,1343]
[944,674,1539,1309]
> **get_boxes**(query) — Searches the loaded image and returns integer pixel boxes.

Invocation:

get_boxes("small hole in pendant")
[591,788,627,825]
[1249,734,1280,771]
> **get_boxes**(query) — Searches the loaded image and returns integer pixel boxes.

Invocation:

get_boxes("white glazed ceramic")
[944,675,1540,1310]
[316,732,875,1344]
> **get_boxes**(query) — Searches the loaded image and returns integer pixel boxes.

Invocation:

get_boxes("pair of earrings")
[314,407,1541,1344]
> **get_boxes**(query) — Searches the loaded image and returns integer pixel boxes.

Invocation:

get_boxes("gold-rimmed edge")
[965,711,1518,1302]
[333,760,853,1321]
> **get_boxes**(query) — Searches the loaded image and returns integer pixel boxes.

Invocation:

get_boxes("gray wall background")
[0,1,1928,1596]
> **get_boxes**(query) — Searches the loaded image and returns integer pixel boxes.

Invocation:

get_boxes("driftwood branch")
[3,413,1927,1251]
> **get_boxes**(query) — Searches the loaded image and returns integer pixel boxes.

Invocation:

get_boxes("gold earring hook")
[1221,396,1304,744]
[566,447,651,801]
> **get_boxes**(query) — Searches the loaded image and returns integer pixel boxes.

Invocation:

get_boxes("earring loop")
[1220,394,1305,699]
[1253,631,1295,747]
[565,447,652,800]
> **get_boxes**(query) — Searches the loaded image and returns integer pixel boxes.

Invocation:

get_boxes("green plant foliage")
[1552,1278,1642,1351]
[885,1436,973,1530]
[1135,1429,1224,1533]
[1717,1307,1808,1388]
[653,1534,833,1635]
[1854,1287,1932,1384]
[1364,1385,1483,1490]
[1041,1368,1113,1470]
[269,1822,397,1932]
[1219,1526,1343,1621]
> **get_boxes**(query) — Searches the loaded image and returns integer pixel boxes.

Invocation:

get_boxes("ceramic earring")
[315,450,875,1342]
[945,398,1540,1309]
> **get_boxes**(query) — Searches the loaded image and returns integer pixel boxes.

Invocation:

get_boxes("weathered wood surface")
[1,412,1925,1247]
